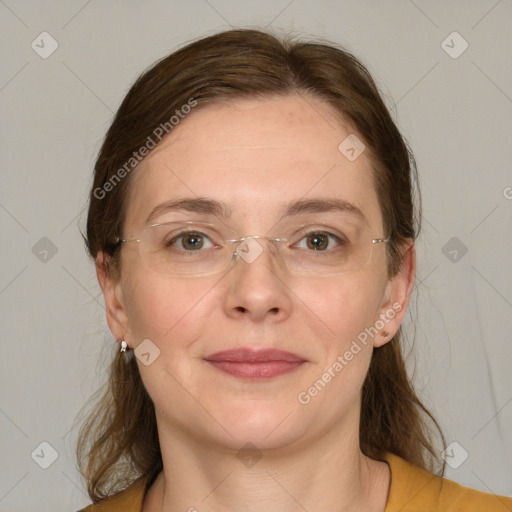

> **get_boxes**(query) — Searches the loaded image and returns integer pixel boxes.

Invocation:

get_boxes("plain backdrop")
[1,1,511,510]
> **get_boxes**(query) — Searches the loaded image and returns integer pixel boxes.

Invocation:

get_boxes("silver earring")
[120,340,128,353]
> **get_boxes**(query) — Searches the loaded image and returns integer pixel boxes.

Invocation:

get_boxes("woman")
[77,29,512,511]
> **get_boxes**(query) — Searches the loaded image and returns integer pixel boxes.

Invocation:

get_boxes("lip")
[204,348,306,380]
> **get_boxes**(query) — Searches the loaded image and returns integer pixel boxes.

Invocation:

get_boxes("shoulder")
[383,452,512,512]
[77,478,147,512]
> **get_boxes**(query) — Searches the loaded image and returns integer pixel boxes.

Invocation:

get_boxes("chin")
[207,399,307,451]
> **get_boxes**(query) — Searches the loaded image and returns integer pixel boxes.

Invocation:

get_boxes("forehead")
[125,94,383,232]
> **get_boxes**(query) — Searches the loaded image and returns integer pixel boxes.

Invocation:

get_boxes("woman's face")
[99,94,412,452]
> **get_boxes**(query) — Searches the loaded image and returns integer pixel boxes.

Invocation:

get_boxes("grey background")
[1,1,511,510]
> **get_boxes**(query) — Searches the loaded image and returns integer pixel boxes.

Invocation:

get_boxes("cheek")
[292,279,382,424]
[122,271,215,347]
[293,275,383,352]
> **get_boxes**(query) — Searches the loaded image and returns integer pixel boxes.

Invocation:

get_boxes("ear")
[373,239,416,348]
[96,252,131,347]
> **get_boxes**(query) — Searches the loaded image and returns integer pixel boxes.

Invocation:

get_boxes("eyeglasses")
[114,220,389,277]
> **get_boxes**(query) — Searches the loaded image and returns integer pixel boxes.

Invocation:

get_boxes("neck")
[143,418,390,512]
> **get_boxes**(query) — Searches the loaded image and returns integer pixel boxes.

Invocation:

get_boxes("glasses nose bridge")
[229,234,284,265]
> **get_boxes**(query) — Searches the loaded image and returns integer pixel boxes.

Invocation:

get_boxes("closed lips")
[204,348,306,363]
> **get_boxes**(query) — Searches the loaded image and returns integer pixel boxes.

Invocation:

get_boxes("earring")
[120,340,128,353]
[381,331,389,338]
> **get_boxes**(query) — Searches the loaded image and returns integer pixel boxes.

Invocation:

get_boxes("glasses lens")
[140,221,234,276]
[275,222,377,275]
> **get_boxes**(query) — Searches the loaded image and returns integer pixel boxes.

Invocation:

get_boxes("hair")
[78,28,446,502]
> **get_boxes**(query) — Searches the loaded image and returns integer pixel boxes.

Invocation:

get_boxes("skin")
[96,94,415,512]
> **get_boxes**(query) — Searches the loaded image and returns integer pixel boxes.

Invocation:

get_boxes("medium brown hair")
[78,28,446,502]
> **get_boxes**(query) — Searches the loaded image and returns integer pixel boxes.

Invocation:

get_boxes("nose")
[222,237,293,322]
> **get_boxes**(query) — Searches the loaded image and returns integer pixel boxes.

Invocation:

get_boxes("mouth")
[204,348,307,380]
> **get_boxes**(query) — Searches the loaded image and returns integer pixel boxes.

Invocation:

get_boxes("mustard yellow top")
[78,452,512,511]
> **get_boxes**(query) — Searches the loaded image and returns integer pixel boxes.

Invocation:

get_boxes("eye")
[295,231,344,251]
[167,231,215,251]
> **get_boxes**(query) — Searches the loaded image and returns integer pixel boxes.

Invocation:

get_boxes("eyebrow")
[145,197,367,224]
